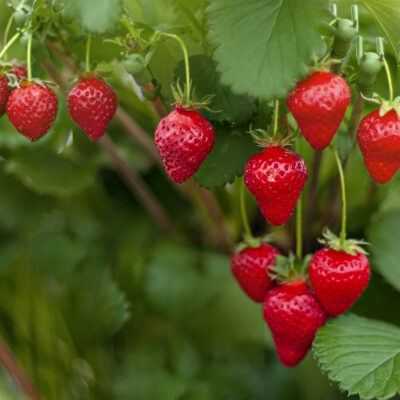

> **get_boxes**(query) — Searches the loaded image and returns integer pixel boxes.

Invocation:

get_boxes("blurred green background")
[0,0,399,399]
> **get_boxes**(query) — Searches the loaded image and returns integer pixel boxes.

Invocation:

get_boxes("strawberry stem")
[162,33,191,102]
[240,178,253,240]
[85,33,92,72]
[296,195,302,259]
[332,149,347,244]
[272,99,279,139]
[0,32,21,60]
[2,12,15,62]
[26,32,32,81]
[382,57,393,103]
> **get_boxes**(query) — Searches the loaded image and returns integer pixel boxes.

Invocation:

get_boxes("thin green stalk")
[3,13,15,61]
[27,33,32,80]
[162,33,190,101]
[272,99,279,139]
[0,32,21,60]
[296,196,302,259]
[333,149,346,244]
[382,57,393,103]
[240,178,253,240]
[85,33,92,72]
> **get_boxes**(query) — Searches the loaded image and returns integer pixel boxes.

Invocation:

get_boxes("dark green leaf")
[194,126,258,188]
[175,55,257,124]
[313,314,400,400]
[207,0,329,100]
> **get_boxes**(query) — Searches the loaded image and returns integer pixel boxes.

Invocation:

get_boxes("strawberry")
[309,247,370,316]
[287,71,351,151]
[244,146,308,226]
[6,82,58,141]
[357,108,400,184]
[67,77,117,141]
[155,104,215,183]
[263,280,327,367]
[0,75,9,116]
[231,243,280,302]
[9,65,27,80]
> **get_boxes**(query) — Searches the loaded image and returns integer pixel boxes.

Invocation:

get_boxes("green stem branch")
[85,33,91,72]
[0,32,21,60]
[382,57,393,103]
[296,196,302,259]
[332,149,347,244]
[240,178,253,240]
[27,33,32,80]
[272,99,279,139]
[3,13,15,61]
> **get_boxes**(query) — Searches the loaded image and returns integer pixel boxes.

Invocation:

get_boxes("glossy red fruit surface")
[231,243,280,302]
[244,146,308,226]
[309,248,370,316]
[0,75,9,116]
[67,77,117,141]
[357,109,400,184]
[263,280,327,367]
[6,83,58,141]
[287,71,350,151]
[155,105,215,183]
[9,65,27,80]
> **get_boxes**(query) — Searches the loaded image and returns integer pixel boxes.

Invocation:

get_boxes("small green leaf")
[5,148,94,196]
[367,211,400,292]
[62,0,122,33]
[207,0,329,100]
[313,314,400,400]
[194,126,258,188]
[174,55,257,124]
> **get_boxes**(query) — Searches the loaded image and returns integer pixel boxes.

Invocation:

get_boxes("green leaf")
[174,55,257,124]
[313,314,400,400]
[5,147,94,196]
[367,211,400,292]
[62,0,122,33]
[206,0,329,100]
[194,126,258,188]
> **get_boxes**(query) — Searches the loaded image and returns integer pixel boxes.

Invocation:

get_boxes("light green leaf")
[5,148,94,196]
[62,0,122,33]
[194,126,258,188]
[367,211,400,291]
[207,0,329,100]
[175,55,257,124]
[313,314,400,400]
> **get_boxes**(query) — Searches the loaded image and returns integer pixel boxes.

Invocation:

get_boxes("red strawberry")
[0,75,9,116]
[287,71,351,151]
[357,109,400,184]
[67,77,117,141]
[155,105,215,183]
[231,243,280,302]
[244,146,308,226]
[263,280,327,367]
[6,82,58,141]
[9,65,27,80]
[309,248,370,316]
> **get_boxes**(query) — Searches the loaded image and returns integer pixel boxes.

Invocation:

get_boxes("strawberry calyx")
[171,80,214,111]
[234,233,274,253]
[249,126,298,148]
[318,229,369,256]
[268,252,311,284]
[360,93,400,119]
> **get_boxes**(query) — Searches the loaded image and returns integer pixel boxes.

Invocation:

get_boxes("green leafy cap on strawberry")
[234,233,274,253]
[318,229,369,256]
[268,253,312,283]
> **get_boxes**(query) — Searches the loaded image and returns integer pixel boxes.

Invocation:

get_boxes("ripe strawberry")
[0,75,9,116]
[309,248,370,316]
[155,105,215,183]
[263,280,327,367]
[231,243,280,302]
[6,82,58,141]
[244,146,308,226]
[9,65,27,80]
[67,77,117,141]
[287,71,351,151]
[357,109,400,184]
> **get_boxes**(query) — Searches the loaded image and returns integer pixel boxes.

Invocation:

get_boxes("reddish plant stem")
[142,82,168,119]
[0,334,42,400]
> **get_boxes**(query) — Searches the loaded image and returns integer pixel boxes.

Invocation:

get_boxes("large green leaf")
[207,0,329,100]
[62,0,122,33]
[313,314,400,400]
[194,126,258,188]
[367,211,400,292]
[5,148,94,196]
[175,55,257,124]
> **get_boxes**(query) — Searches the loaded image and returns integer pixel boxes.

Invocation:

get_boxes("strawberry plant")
[0,0,399,399]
